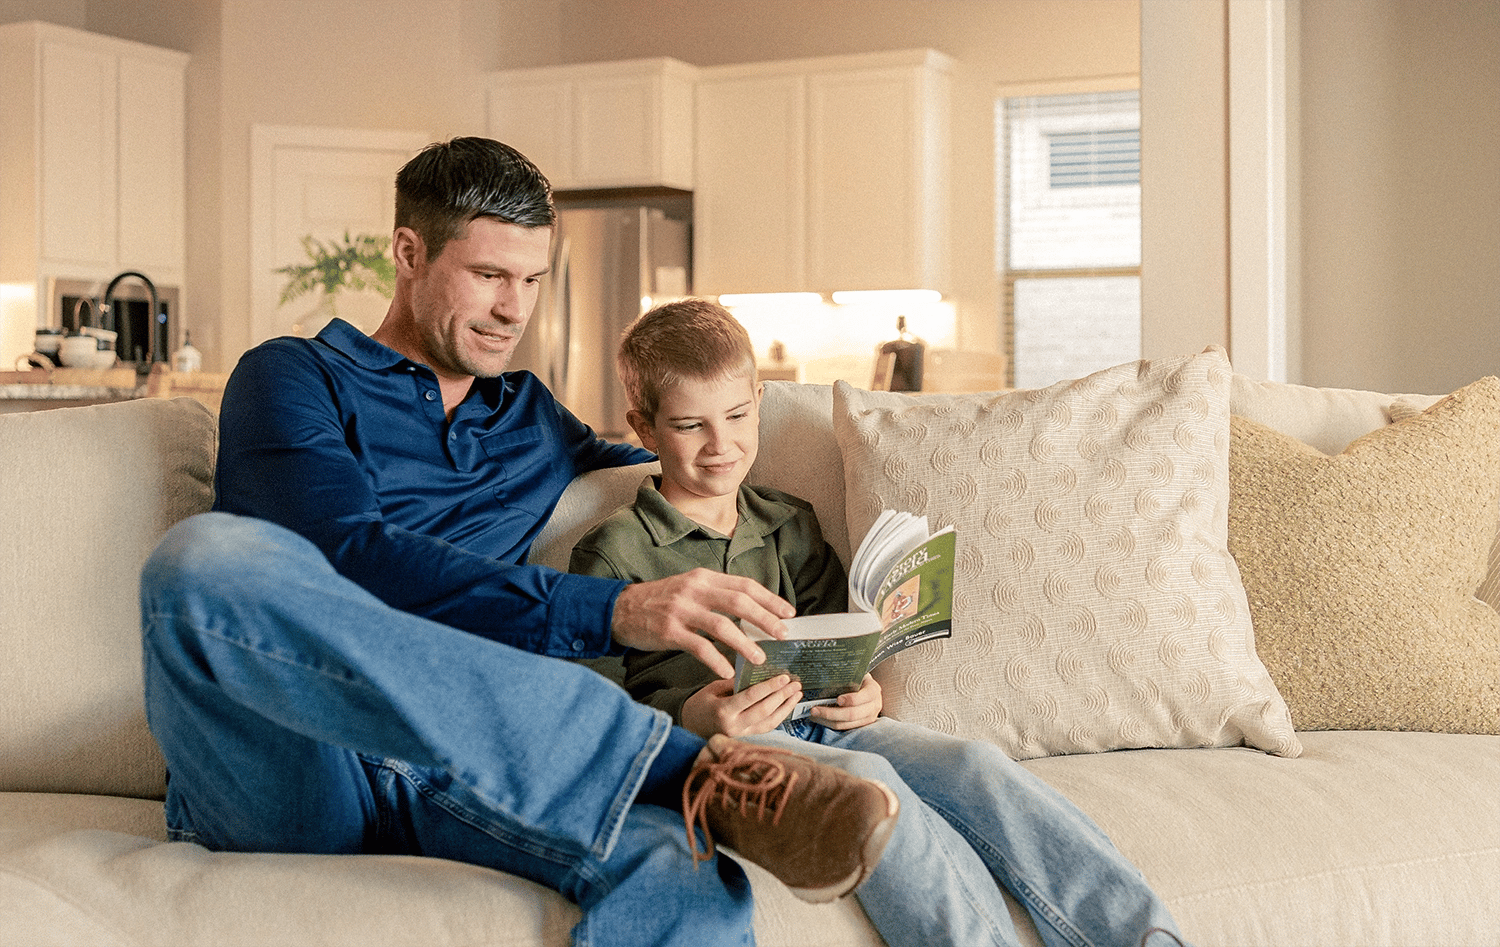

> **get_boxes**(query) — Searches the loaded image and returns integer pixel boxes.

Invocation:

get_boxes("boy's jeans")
[140,513,753,947]
[762,717,1185,947]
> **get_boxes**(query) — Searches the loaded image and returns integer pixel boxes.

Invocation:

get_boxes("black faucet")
[101,270,161,371]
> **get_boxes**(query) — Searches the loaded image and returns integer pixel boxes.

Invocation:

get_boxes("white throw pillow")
[834,348,1302,760]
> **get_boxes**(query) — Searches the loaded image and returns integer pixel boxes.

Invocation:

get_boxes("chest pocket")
[474,423,560,515]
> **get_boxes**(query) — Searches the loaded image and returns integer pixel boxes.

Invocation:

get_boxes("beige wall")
[1299,0,1499,394]
[553,0,1141,358]
[5,0,1494,391]
[1139,0,1229,364]
[52,0,1138,370]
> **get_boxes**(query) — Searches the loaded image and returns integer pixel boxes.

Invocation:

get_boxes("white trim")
[995,74,1140,98]
[1228,0,1293,382]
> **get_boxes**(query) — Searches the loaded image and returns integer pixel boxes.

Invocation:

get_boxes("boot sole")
[787,780,901,904]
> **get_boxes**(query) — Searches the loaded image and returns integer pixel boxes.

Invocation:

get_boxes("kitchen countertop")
[0,368,148,413]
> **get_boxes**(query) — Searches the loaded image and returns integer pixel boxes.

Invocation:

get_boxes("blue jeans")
[760,717,1184,947]
[140,513,753,947]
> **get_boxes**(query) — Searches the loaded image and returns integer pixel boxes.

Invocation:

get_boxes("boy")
[571,298,1190,947]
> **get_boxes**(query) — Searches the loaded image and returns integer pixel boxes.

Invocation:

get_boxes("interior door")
[250,126,429,346]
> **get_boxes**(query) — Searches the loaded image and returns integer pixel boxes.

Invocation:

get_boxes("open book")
[734,509,957,718]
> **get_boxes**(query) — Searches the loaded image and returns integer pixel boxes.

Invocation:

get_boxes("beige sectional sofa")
[3,353,1497,946]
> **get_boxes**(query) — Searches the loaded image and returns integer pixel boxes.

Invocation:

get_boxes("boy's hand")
[681,675,803,739]
[610,568,793,679]
[808,675,883,730]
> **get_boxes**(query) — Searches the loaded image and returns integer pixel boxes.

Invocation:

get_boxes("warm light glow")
[0,282,39,371]
[723,291,958,388]
[715,292,823,308]
[830,289,942,306]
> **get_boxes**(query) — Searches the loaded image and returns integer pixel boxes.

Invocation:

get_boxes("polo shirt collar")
[314,318,508,406]
[316,318,407,370]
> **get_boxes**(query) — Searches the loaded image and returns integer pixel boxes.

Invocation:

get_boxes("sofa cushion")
[0,827,890,947]
[0,399,216,799]
[752,380,852,565]
[1023,730,1500,947]
[832,349,1301,760]
[1228,377,1500,733]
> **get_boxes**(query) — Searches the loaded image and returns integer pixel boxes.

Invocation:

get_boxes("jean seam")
[590,707,673,862]
[913,802,1015,946]
[924,796,1093,947]
[381,758,586,869]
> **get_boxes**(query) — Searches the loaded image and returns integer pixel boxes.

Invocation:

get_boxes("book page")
[849,510,932,613]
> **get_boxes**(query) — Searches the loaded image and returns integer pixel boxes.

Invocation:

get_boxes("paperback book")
[734,509,957,717]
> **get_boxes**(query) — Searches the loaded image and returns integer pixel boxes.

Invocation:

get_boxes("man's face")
[403,217,552,381]
[633,372,763,511]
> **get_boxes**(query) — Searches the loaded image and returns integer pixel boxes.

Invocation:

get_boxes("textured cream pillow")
[1228,377,1500,733]
[834,348,1302,760]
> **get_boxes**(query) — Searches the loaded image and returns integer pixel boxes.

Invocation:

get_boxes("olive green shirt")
[569,477,848,724]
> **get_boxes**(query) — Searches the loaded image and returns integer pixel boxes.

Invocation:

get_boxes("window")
[1048,128,1140,188]
[998,90,1141,389]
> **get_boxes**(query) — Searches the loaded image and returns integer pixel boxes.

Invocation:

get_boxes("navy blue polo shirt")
[213,318,654,657]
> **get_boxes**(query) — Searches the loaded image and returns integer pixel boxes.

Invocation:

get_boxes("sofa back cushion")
[0,398,216,799]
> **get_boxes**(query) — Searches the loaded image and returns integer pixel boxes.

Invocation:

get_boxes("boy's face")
[630,372,762,511]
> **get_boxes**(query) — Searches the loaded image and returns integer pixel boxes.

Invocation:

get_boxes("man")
[139,137,896,947]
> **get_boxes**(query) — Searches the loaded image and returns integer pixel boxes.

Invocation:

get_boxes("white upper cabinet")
[693,71,807,294]
[695,50,953,296]
[0,22,187,289]
[487,58,697,191]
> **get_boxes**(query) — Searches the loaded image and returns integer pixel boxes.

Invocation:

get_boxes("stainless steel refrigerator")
[511,191,692,441]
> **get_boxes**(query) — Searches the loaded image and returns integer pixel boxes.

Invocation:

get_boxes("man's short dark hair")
[395,137,555,261]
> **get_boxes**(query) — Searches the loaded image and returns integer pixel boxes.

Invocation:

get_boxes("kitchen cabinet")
[0,22,186,362]
[486,58,696,191]
[694,49,952,296]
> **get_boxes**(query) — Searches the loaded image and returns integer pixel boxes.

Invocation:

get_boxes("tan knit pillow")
[1389,395,1500,613]
[1228,376,1500,733]
[834,348,1302,760]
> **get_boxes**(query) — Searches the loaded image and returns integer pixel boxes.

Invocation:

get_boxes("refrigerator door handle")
[552,234,572,395]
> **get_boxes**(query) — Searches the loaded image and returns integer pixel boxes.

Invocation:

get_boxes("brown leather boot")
[682,734,900,903]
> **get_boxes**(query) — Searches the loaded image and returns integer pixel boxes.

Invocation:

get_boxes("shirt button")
[571,640,586,652]
[448,431,456,441]
[423,390,436,402]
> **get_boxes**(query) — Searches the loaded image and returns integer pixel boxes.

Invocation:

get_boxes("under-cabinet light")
[830,289,942,306]
[716,292,824,308]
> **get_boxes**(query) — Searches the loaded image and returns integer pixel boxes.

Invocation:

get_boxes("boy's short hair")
[618,298,757,423]
[395,137,555,262]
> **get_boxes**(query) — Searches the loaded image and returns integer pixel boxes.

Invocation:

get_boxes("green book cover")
[734,512,956,713]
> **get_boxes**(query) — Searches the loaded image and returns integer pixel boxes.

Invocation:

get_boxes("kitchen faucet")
[101,270,161,370]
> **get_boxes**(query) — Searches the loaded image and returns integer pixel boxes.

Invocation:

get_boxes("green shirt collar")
[632,476,803,561]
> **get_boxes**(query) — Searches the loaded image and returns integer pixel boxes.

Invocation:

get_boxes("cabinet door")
[574,74,660,188]
[488,61,694,191]
[487,78,573,186]
[694,72,806,294]
[807,64,948,292]
[39,39,116,270]
[118,54,184,272]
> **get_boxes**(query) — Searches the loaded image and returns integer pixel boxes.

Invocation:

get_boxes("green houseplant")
[275,231,396,333]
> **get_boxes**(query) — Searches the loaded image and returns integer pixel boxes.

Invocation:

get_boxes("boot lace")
[682,742,801,864]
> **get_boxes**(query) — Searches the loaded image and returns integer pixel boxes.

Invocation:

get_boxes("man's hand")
[808,675,883,730]
[681,675,803,738]
[610,568,793,678]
